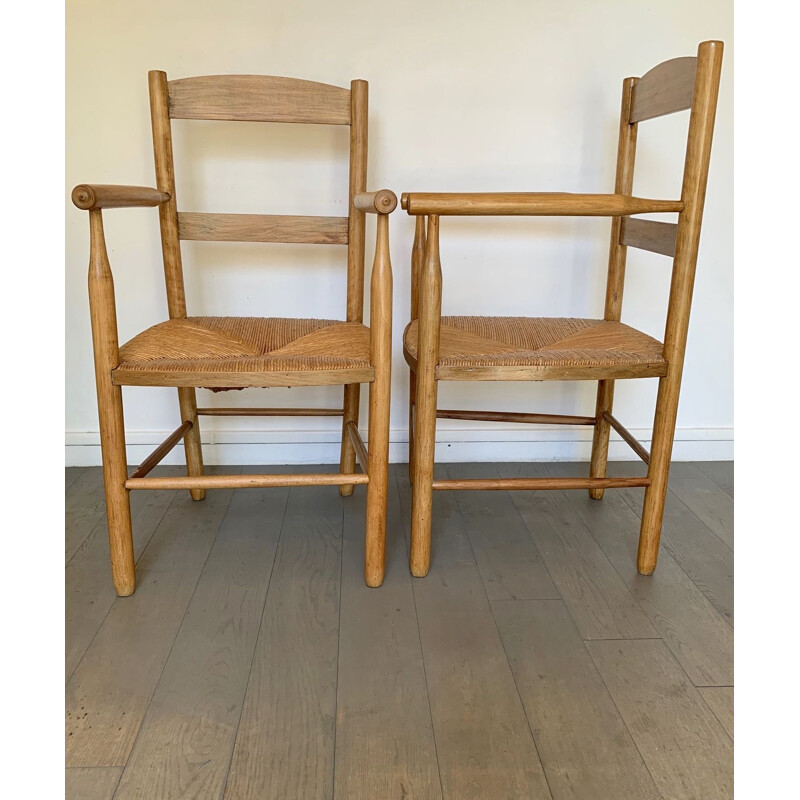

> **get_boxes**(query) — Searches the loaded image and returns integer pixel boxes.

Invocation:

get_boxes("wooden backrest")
[604,41,723,361]
[147,71,368,322]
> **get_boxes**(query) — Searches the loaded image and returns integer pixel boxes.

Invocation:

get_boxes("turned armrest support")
[354,189,398,214]
[72,184,170,211]
[400,192,683,217]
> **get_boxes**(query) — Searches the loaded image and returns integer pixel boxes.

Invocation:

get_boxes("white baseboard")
[65,425,733,466]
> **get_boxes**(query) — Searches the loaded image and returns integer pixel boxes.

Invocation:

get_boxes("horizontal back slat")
[178,213,349,244]
[620,217,678,257]
[630,56,697,123]
[167,75,351,124]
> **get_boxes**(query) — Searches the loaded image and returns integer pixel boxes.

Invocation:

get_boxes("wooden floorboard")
[693,461,734,497]
[66,467,110,563]
[499,463,657,641]
[65,461,733,797]
[607,463,735,625]
[668,463,734,550]
[546,462,733,686]
[396,467,553,800]
[698,687,734,740]
[332,472,442,800]
[65,466,182,682]
[588,639,733,800]
[114,476,289,799]
[65,467,239,768]
[492,599,660,800]
[223,476,343,800]
[445,462,560,601]
[66,767,123,800]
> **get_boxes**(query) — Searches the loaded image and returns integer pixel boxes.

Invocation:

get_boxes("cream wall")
[66,0,733,465]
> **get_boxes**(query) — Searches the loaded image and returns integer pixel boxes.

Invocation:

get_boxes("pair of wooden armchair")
[72,41,723,595]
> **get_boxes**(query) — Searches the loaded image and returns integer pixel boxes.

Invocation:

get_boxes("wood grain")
[177,212,348,245]
[72,184,169,211]
[333,475,441,799]
[65,469,238,767]
[224,481,342,799]
[403,192,682,217]
[630,56,698,122]
[445,463,560,601]
[66,467,182,681]
[694,461,734,497]
[500,463,657,640]
[667,462,734,549]
[167,74,351,124]
[620,216,678,257]
[548,462,733,686]
[699,687,734,739]
[492,599,660,799]
[66,767,123,800]
[114,481,288,799]
[587,639,733,799]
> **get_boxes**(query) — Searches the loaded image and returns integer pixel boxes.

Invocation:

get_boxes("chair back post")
[418,215,443,365]
[410,215,428,321]
[603,76,639,321]
[347,80,368,322]
[148,70,188,320]
[661,40,723,370]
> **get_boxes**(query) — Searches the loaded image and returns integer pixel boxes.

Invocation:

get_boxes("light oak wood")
[364,213,392,586]
[197,407,343,416]
[630,56,698,123]
[620,216,678,257]
[639,41,724,574]
[590,76,638,498]
[177,212,349,244]
[408,216,427,478]
[87,210,135,597]
[129,421,192,480]
[72,184,169,211]
[403,192,682,217]
[433,475,650,491]
[353,189,398,214]
[339,80,369,496]
[126,472,368,490]
[167,74,351,124]
[699,687,734,739]
[602,410,651,464]
[409,216,442,577]
[345,420,369,473]
[401,42,723,579]
[113,365,375,388]
[437,408,596,425]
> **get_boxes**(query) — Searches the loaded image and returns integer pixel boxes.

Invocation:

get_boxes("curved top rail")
[164,74,352,125]
[629,56,697,123]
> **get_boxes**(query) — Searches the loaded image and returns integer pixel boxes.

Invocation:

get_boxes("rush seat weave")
[403,316,666,371]
[114,316,372,387]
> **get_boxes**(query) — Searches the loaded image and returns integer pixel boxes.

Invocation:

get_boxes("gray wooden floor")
[66,460,733,800]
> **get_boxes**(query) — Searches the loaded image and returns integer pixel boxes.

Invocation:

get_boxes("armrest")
[354,189,398,214]
[72,184,170,211]
[400,192,683,217]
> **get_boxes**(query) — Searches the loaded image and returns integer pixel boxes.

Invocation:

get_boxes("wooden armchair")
[73,74,395,595]
[403,41,723,578]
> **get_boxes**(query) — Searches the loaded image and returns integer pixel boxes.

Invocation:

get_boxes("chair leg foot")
[589,488,605,500]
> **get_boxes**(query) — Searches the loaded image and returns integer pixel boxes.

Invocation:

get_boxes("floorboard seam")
[218,484,292,800]
[66,489,180,686]
[398,470,446,800]
[330,495,346,800]
[112,481,237,793]
[446,464,556,800]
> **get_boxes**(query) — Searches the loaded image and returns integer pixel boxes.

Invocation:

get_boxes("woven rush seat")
[403,316,667,379]
[113,316,373,388]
